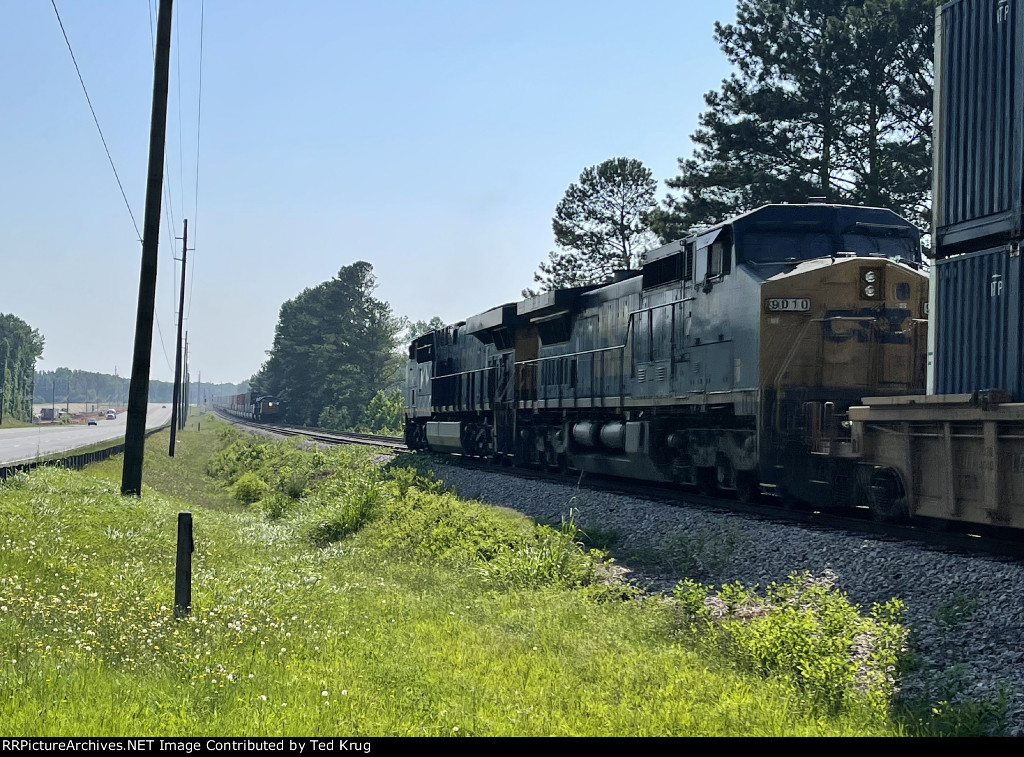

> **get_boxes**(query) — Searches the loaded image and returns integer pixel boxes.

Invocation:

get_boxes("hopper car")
[404,202,929,509]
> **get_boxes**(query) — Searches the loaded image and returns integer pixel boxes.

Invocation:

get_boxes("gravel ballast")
[430,462,1024,733]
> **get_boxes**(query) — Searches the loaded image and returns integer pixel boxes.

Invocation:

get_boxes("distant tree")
[526,157,659,295]
[406,316,446,341]
[252,261,403,429]
[0,313,44,422]
[361,388,404,434]
[651,0,933,241]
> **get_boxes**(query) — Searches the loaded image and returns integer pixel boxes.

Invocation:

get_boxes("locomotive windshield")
[739,224,921,266]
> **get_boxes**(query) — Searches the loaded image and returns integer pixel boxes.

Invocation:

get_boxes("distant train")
[212,392,285,423]
[404,201,929,509]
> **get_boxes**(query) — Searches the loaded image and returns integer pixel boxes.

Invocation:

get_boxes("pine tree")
[526,157,659,295]
[652,0,934,242]
[252,262,403,428]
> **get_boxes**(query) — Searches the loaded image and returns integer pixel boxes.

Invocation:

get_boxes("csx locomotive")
[404,202,928,507]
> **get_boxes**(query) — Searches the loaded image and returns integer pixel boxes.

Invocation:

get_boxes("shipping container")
[933,241,1024,397]
[932,0,1024,255]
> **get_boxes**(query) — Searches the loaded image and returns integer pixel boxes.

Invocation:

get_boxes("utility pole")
[181,335,189,429]
[122,0,174,496]
[169,219,188,457]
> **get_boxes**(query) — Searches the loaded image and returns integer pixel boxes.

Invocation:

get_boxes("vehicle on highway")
[105,409,116,420]
[87,419,98,426]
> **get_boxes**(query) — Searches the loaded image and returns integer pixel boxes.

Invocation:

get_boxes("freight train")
[404,0,1024,531]
[212,392,285,423]
[404,202,929,508]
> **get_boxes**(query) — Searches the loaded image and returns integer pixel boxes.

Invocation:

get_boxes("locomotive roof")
[761,254,923,282]
[644,203,919,265]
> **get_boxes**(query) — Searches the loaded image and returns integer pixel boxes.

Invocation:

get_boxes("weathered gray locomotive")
[405,202,929,507]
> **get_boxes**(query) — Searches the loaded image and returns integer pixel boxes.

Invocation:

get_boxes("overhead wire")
[50,0,142,243]
[186,0,205,322]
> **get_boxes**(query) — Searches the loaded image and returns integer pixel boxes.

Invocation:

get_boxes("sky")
[2,0,737,385]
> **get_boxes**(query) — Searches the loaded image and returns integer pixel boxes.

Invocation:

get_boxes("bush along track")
[0,421,1000,735]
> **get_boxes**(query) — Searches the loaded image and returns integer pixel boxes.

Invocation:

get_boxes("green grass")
[0,417,998,735]
[0,417,33,429]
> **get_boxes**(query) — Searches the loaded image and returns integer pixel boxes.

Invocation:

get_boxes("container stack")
[930,0,1024,397]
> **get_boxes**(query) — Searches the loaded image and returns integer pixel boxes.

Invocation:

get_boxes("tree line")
[34,368,245,408]
[0,313,45,423]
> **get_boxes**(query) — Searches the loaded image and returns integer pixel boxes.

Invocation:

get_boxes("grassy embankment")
[0,414,998,735]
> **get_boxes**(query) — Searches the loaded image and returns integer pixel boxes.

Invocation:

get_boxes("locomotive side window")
[642,252,682,289]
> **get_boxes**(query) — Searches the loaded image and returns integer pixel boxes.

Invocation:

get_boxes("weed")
[578,525,622,551]
[660,523,740,579]
[896,665,1012,736]
[931,588,980,628]
[673,570,908,718]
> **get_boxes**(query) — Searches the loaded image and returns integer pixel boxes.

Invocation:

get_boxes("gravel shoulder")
[430,462,1024,734]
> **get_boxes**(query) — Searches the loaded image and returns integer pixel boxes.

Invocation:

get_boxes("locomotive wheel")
[868,468,911,523]
[736,472,761,504]
[697,467,717,496]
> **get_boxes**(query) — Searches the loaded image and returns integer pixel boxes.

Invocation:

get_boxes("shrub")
[477,513,602,589]
[232,472,269,504]
[300,476,385,547]
[673,570,908,717]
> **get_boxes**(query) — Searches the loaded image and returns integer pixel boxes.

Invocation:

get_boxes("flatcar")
[846,0,1024,529]
[405,202,928,507]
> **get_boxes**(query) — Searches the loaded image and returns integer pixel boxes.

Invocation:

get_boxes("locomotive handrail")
[628,296,695,318]
[432,366,495,379]
[514,343,625,365]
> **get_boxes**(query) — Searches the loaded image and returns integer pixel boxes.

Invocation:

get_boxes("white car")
[106,409,117,420]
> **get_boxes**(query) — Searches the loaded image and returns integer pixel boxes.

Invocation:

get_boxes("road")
[0,404,174,465]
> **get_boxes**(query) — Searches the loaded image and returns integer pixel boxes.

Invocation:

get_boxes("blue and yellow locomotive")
[405,202,928,507]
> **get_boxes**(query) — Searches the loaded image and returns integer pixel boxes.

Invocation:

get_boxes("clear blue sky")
[2,0,737,384]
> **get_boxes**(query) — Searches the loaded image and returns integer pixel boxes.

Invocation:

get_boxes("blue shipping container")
[933,0,1024,254]
[933,241,1024,397]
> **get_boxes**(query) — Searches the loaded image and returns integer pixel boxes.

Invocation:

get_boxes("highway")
[0,404,174,466]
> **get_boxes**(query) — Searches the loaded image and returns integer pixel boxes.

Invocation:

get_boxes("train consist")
[848,0,1024,528]
[403,0,1024,531]
[404,202,929,508]
[212,392,285,423]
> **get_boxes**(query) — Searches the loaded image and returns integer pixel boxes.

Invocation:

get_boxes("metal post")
[169,219,187,456]
[122,0,174,495]
[173,511,194,618]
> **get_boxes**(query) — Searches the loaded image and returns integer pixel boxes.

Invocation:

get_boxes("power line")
[51,0,141,242]
[187,0,205,321]
[154,313,174,374]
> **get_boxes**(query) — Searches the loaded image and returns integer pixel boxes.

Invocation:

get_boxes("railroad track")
[217,411,1024,560]
[213,411,406,450]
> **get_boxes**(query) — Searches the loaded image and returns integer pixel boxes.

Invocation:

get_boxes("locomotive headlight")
[859,266,884,300]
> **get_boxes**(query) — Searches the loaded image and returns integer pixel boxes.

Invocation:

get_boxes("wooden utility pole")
[181,335,189,430]
[122,0,174,495]
[169,219,188,456]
